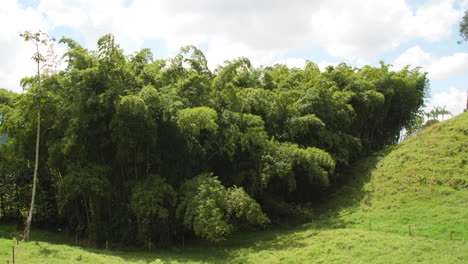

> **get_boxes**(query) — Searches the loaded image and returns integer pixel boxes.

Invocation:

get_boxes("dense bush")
[0,35,427,245]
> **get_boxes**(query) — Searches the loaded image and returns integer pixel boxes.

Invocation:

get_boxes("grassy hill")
[1,112,467,263]
[321,111,468,241]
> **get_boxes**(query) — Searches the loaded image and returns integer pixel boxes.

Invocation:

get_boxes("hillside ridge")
[321,112,468,241]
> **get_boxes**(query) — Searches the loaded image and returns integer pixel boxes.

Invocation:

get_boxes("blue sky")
[2,0,467,115]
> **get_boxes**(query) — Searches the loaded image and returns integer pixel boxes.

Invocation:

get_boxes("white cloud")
[430,53,468,79]
[273,58,307,69]
[0,0,51,92]
[308,0,462,60]
[393,46,468,79]
[204,36,282,70]
[427,87,466,116]
[33,0,465,62]
[393,46,432,70]
[403,0,461,41]
[38,1,88,29]
[317,61,339,72]
[309,1,408,59]
[1,0,466,92]
[461,0,468,10]
[38,0,136,50]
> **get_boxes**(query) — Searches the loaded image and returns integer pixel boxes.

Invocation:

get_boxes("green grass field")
[321,112,468,241]
[1,112,467,263]
[1,223,467,264]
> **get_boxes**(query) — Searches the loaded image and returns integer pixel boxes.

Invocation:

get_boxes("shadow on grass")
[60,224,327,263]
[310,146,396,228]
[1,223,232,263]
[80,246,232,264]
[0,222,16,239]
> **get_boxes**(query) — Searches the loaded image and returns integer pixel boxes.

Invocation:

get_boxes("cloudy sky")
[1,0,467,115]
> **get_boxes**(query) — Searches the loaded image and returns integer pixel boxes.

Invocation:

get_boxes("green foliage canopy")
[0,34,428,245]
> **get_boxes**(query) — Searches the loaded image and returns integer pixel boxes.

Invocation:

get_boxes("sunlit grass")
[1,226,467,264]
[325,112,468,241]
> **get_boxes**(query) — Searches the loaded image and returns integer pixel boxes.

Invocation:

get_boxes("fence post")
[408,225,412,237]
[12,246,15,264]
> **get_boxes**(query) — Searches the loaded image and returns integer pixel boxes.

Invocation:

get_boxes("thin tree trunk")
[24,45,41,242]
[0,194,5,218]
[24,101,41,241]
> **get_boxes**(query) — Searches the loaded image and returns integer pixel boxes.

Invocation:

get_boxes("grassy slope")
[1,113,467,263]
[323,112,468,241]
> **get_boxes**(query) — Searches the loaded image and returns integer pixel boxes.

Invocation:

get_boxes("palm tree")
[438,106,452,121]
[425,108,438,120]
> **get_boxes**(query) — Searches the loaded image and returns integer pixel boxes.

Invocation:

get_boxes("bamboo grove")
[0,34,428,246]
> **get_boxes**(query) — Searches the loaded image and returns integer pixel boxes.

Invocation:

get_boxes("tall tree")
[20,30,55,241]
